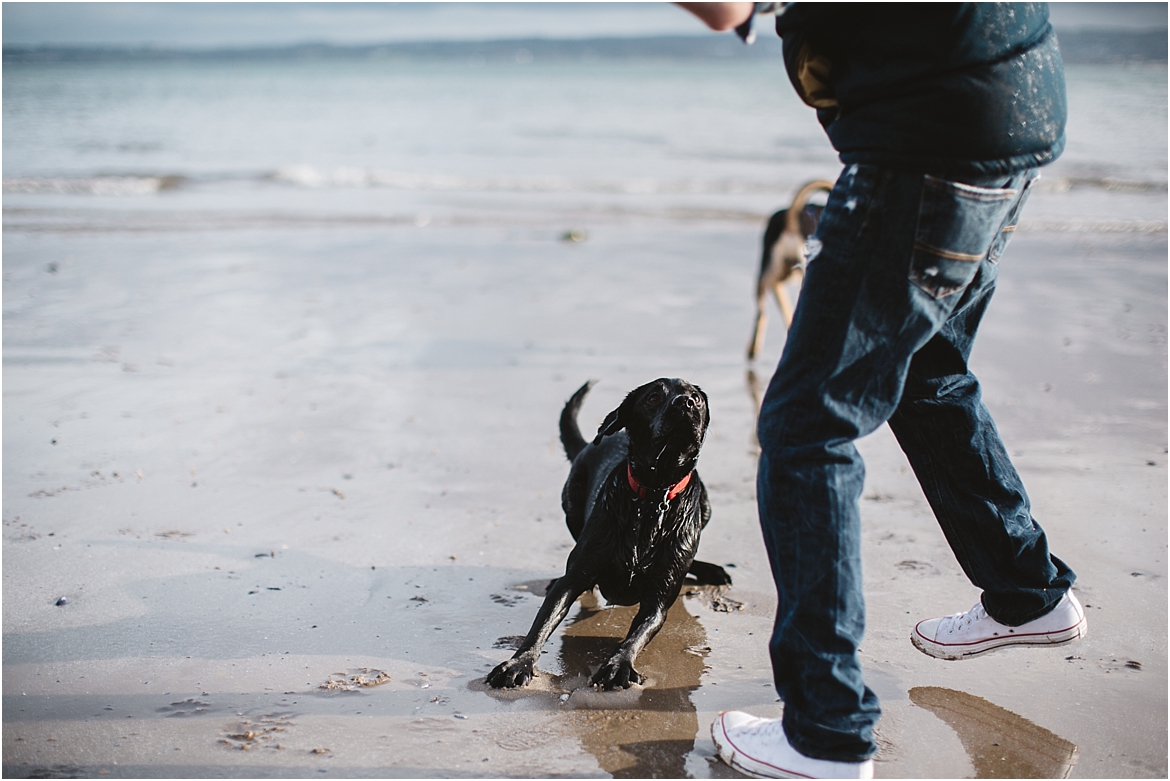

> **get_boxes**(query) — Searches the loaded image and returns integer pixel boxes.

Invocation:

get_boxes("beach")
[3,47,1167,778]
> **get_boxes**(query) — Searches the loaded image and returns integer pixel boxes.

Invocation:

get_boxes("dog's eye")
[646,393,662,405]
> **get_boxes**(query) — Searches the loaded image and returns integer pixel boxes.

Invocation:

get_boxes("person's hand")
[675,2,754,32]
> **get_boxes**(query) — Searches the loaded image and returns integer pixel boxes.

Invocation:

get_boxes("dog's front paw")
[591,657,643,690]
[486,657,535,689]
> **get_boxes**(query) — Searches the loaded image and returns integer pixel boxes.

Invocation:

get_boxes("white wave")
[269,167,1169,197]
[1017,218,1168,233]
[10,167,1164,204]
[269,165,787,196]
[272,164,563,191]
[1034,176,1168,194]
[3,175,182,196]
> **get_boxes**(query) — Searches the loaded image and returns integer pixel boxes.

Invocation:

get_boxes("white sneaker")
[912,590,1087,660]
[711,711,874,779]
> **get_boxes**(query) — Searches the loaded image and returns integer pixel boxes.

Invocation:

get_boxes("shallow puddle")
[554,595,710,778]
[909,686,1079,779]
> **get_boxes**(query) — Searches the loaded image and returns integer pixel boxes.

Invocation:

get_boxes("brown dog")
[747,180,834,361]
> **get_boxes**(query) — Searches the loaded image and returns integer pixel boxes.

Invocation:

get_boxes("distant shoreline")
[4,29,1166,65]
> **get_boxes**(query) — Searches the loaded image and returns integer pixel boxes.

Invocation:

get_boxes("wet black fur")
[486,378,731,691]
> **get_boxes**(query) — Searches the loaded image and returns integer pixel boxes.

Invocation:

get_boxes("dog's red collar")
[627,463,692,501]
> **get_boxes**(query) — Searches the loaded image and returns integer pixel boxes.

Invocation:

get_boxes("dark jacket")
[775,3,1067,175]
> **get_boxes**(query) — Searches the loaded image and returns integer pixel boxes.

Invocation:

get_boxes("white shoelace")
[742,714,786,740]
[940,602,988,635]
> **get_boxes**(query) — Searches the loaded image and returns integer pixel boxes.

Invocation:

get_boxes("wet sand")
[3,202,1166,777]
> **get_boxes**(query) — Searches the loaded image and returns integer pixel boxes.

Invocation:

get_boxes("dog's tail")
[783,179,835,235]
[560,381,597,462]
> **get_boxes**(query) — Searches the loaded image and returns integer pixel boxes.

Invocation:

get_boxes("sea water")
[4,54,1166,230]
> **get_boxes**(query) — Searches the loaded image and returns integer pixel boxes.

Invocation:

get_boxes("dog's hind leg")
[747,288,770,361]
[688,559,732,586]
[773,281,796,327]
[748,209,789,361]
[686,482,730,584]
[773,263,805,328]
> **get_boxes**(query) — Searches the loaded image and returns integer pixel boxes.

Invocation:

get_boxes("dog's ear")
[593,397,631,445]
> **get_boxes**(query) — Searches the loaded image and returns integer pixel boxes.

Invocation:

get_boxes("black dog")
[486,378,730,691]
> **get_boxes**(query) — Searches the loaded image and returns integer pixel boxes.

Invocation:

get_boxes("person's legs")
[888,268,1076,627]
[753,165,1037,763]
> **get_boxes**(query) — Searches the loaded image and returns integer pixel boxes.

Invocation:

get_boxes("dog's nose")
[672,394,697,410]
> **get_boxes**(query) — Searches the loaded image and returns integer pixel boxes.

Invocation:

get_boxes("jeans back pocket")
[910,176,1020,299]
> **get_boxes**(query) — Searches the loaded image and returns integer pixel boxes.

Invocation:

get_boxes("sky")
[2,2,1167,48]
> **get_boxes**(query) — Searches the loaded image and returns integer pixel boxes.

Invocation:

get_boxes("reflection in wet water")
[909,686,1079,779]
[554,594,709,778]
[746,368,765,415]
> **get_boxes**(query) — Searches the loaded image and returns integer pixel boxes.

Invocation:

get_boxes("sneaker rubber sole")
[911,615,1087,660]
[710,712,874,779]
[711,714,806,779]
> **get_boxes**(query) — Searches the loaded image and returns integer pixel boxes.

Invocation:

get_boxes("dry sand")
[3,206,1166,777]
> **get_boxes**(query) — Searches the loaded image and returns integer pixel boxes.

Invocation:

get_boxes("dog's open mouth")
[648,413,706,469]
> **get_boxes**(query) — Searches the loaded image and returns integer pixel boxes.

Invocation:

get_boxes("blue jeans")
[756,165,1076,762]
